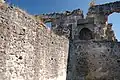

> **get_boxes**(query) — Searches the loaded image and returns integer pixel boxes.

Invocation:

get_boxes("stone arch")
[45,22,52,29]
[108,13,120,41]
[79,28,93,40]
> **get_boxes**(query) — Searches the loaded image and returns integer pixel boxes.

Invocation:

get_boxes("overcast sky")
[10,0,120,41]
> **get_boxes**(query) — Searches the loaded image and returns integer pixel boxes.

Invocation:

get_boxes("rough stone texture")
[0,4,69,80]
[65,1,120,79]
[1,1,120,80]
[67,41,120,80]
[36,1,118,41]
[86,1,120,41]
[35,9,84,38]
[87,1,120,15]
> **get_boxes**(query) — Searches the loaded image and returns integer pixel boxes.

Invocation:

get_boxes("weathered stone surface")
[88,1,120,15]
[36,2,117,41]
[1,1,120,80]
[86,1,120,41]
[67,41,120,80]
[0,4,69,80]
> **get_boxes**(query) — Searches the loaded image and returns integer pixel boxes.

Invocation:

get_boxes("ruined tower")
[0,1,120,80]
[38,1,120,80]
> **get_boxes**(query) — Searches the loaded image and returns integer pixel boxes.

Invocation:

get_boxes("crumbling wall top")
[35,9,83,23]
[87,1,120,15]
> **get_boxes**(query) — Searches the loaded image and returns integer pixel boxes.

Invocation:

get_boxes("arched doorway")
[79,28,93,40]
[108,13,120,41]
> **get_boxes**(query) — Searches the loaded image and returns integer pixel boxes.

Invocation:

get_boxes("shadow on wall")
[79,28,93,40]
[108,13,120,41]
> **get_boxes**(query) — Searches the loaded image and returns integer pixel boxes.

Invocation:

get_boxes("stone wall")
[87,1,120,15]
[86,1,120,41]
[0,4,69,80]
[35,9,84,38]
[67,41,120,80]
[1,1,120,80]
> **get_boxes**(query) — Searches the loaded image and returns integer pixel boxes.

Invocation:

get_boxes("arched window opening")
[79,28,93,40]
[108,13,120,41]
[45,22,52,29]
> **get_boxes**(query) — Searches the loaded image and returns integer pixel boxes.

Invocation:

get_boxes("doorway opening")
[79,28,93,40]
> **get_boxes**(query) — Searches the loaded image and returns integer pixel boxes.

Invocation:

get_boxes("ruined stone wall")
[0,4,69,80]
[51,10,83,38]
[87,1,120,15]
[86,1,120,41]
[67,41,120,80]
[35,9,84,38]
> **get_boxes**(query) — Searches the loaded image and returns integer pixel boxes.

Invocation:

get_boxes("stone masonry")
[0,1,120,80]
[0,4,69,80]
[36,1,120,80]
